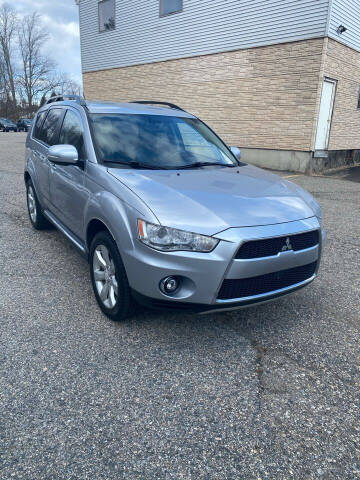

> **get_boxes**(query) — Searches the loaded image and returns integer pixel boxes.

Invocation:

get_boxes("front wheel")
[89,231,133,321]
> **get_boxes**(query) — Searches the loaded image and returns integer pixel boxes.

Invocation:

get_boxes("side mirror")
[230,146,242,161]
[48,144,78,165]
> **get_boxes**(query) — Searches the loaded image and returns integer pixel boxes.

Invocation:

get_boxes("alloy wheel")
[93,244,118,309]
[27,185,37,223]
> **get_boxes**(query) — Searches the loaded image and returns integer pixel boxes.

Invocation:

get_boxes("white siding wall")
[79,0,330,72]
[328,0,360,52]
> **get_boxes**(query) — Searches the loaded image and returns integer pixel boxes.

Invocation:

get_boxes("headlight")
[137,219,219,252]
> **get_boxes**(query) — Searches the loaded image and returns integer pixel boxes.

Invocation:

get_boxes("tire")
[26,179,51,230]
[90,231,133,321]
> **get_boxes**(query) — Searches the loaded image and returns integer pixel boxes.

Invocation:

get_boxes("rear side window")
[59,110,85,160]
[33,111,48,140]
[40,108,63,146]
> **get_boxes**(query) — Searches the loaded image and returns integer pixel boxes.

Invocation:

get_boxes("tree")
[0,3,18,104]
[55,74,82,96]
[17,12,59,110]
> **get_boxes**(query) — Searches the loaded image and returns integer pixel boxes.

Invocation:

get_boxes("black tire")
[90,231,133,321]
[26,179,51,230]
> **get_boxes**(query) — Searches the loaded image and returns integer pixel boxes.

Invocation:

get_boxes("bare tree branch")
[17,12,59,109]
[0,3,18,104]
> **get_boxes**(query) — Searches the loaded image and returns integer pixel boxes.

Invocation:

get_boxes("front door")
[49,108,88,239]
[315,78,337,151]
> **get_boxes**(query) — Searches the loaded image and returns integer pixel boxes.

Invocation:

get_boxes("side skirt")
[43,209,87,257]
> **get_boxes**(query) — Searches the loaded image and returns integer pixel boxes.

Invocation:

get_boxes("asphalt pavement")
[0,132,359,479]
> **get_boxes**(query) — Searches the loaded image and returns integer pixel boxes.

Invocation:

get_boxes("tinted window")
[99,0,115,31]
[40,108,63,145]
[33,111,48,140]
[160,0,182,16]
[90,114,237,169]
[59,110,85,159]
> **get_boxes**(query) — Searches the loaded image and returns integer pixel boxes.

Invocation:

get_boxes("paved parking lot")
[1,132,359,479]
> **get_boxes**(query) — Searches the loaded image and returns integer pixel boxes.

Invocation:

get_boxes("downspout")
[309,0,333,154]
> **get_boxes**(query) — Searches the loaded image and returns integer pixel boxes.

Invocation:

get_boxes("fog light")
[160,276,180,295]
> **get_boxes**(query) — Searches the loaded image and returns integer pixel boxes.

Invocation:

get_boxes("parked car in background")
[17,118,33,132]
[0,118,17,132]
[24,95,325,322]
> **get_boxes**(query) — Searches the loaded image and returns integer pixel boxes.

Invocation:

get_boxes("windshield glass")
[90,114,238,169]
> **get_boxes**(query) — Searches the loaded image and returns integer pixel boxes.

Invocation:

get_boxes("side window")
[99,0,115,31]
[40,108,63,146]
[33,111,48,141]
[59,110,85,160]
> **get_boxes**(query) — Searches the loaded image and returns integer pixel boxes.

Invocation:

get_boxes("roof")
[86,101,195,118]
[41,99,195,118]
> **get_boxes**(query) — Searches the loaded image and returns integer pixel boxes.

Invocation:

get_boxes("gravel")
[0,132,359,479]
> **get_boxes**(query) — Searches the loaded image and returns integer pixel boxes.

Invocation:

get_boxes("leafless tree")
[55,74,82,96]
[0,3,18,104]
[17,12,60,110]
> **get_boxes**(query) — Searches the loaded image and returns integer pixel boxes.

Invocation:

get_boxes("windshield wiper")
[177,162,235,170]
[103,160,160,170]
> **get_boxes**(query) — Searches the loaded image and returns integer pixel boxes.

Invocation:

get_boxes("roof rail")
[46,94,87,108]
[130,100,186,112]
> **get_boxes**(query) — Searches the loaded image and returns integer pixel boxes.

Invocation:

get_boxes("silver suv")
[25,95,325,321]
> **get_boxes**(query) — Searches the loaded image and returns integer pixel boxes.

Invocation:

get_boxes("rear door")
[31,108,64,203]
[49,108,89,239]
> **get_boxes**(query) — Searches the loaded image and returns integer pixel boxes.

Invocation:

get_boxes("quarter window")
[59,110,85,160]
[160,0,183,16]
[99,0,115,31]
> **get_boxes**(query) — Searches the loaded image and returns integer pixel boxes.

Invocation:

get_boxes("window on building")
[160,0,183,17]
[99,0,115,32]
[357,88,360,109]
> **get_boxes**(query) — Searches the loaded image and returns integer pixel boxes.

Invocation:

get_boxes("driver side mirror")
[48,144,78,165]
[230,146,242,161]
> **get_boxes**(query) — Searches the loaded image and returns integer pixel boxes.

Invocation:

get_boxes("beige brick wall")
[323,39,360,151]
[83,38,325,151]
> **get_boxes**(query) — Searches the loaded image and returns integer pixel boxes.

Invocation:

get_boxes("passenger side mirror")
[230,146,242,161]
[48,145,78,165]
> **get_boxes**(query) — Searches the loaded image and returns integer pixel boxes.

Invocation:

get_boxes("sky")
[4,0,82,85]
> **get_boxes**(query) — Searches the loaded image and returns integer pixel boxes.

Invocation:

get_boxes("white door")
[315,79,336,150]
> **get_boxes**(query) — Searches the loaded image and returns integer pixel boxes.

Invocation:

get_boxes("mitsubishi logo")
[281,237,293,252]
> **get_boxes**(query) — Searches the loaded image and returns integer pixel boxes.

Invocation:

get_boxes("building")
[78,0,360,173]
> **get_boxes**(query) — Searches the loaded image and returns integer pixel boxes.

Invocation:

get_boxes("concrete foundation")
[240,147,360,174]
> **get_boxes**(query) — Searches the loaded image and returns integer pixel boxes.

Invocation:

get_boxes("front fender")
[83,191,156,255]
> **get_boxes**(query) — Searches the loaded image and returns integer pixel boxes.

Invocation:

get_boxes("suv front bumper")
[124,216,324,311]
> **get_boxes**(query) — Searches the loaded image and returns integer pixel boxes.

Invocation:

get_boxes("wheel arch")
[86,218,116,253]
[24,171,31,184]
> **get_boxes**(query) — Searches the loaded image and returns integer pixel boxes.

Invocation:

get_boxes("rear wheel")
[90,231,133,321]
[26,180,51,230]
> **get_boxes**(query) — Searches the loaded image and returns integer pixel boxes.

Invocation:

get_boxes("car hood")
[108,165,316,235]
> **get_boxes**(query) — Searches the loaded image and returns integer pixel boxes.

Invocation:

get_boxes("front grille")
[235,230,319,259]
[217,262,317,300]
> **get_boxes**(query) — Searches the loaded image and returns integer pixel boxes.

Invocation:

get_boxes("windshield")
[90,114,238,169]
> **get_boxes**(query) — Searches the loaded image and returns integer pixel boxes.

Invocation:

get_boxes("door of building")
[315,78,337,151]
